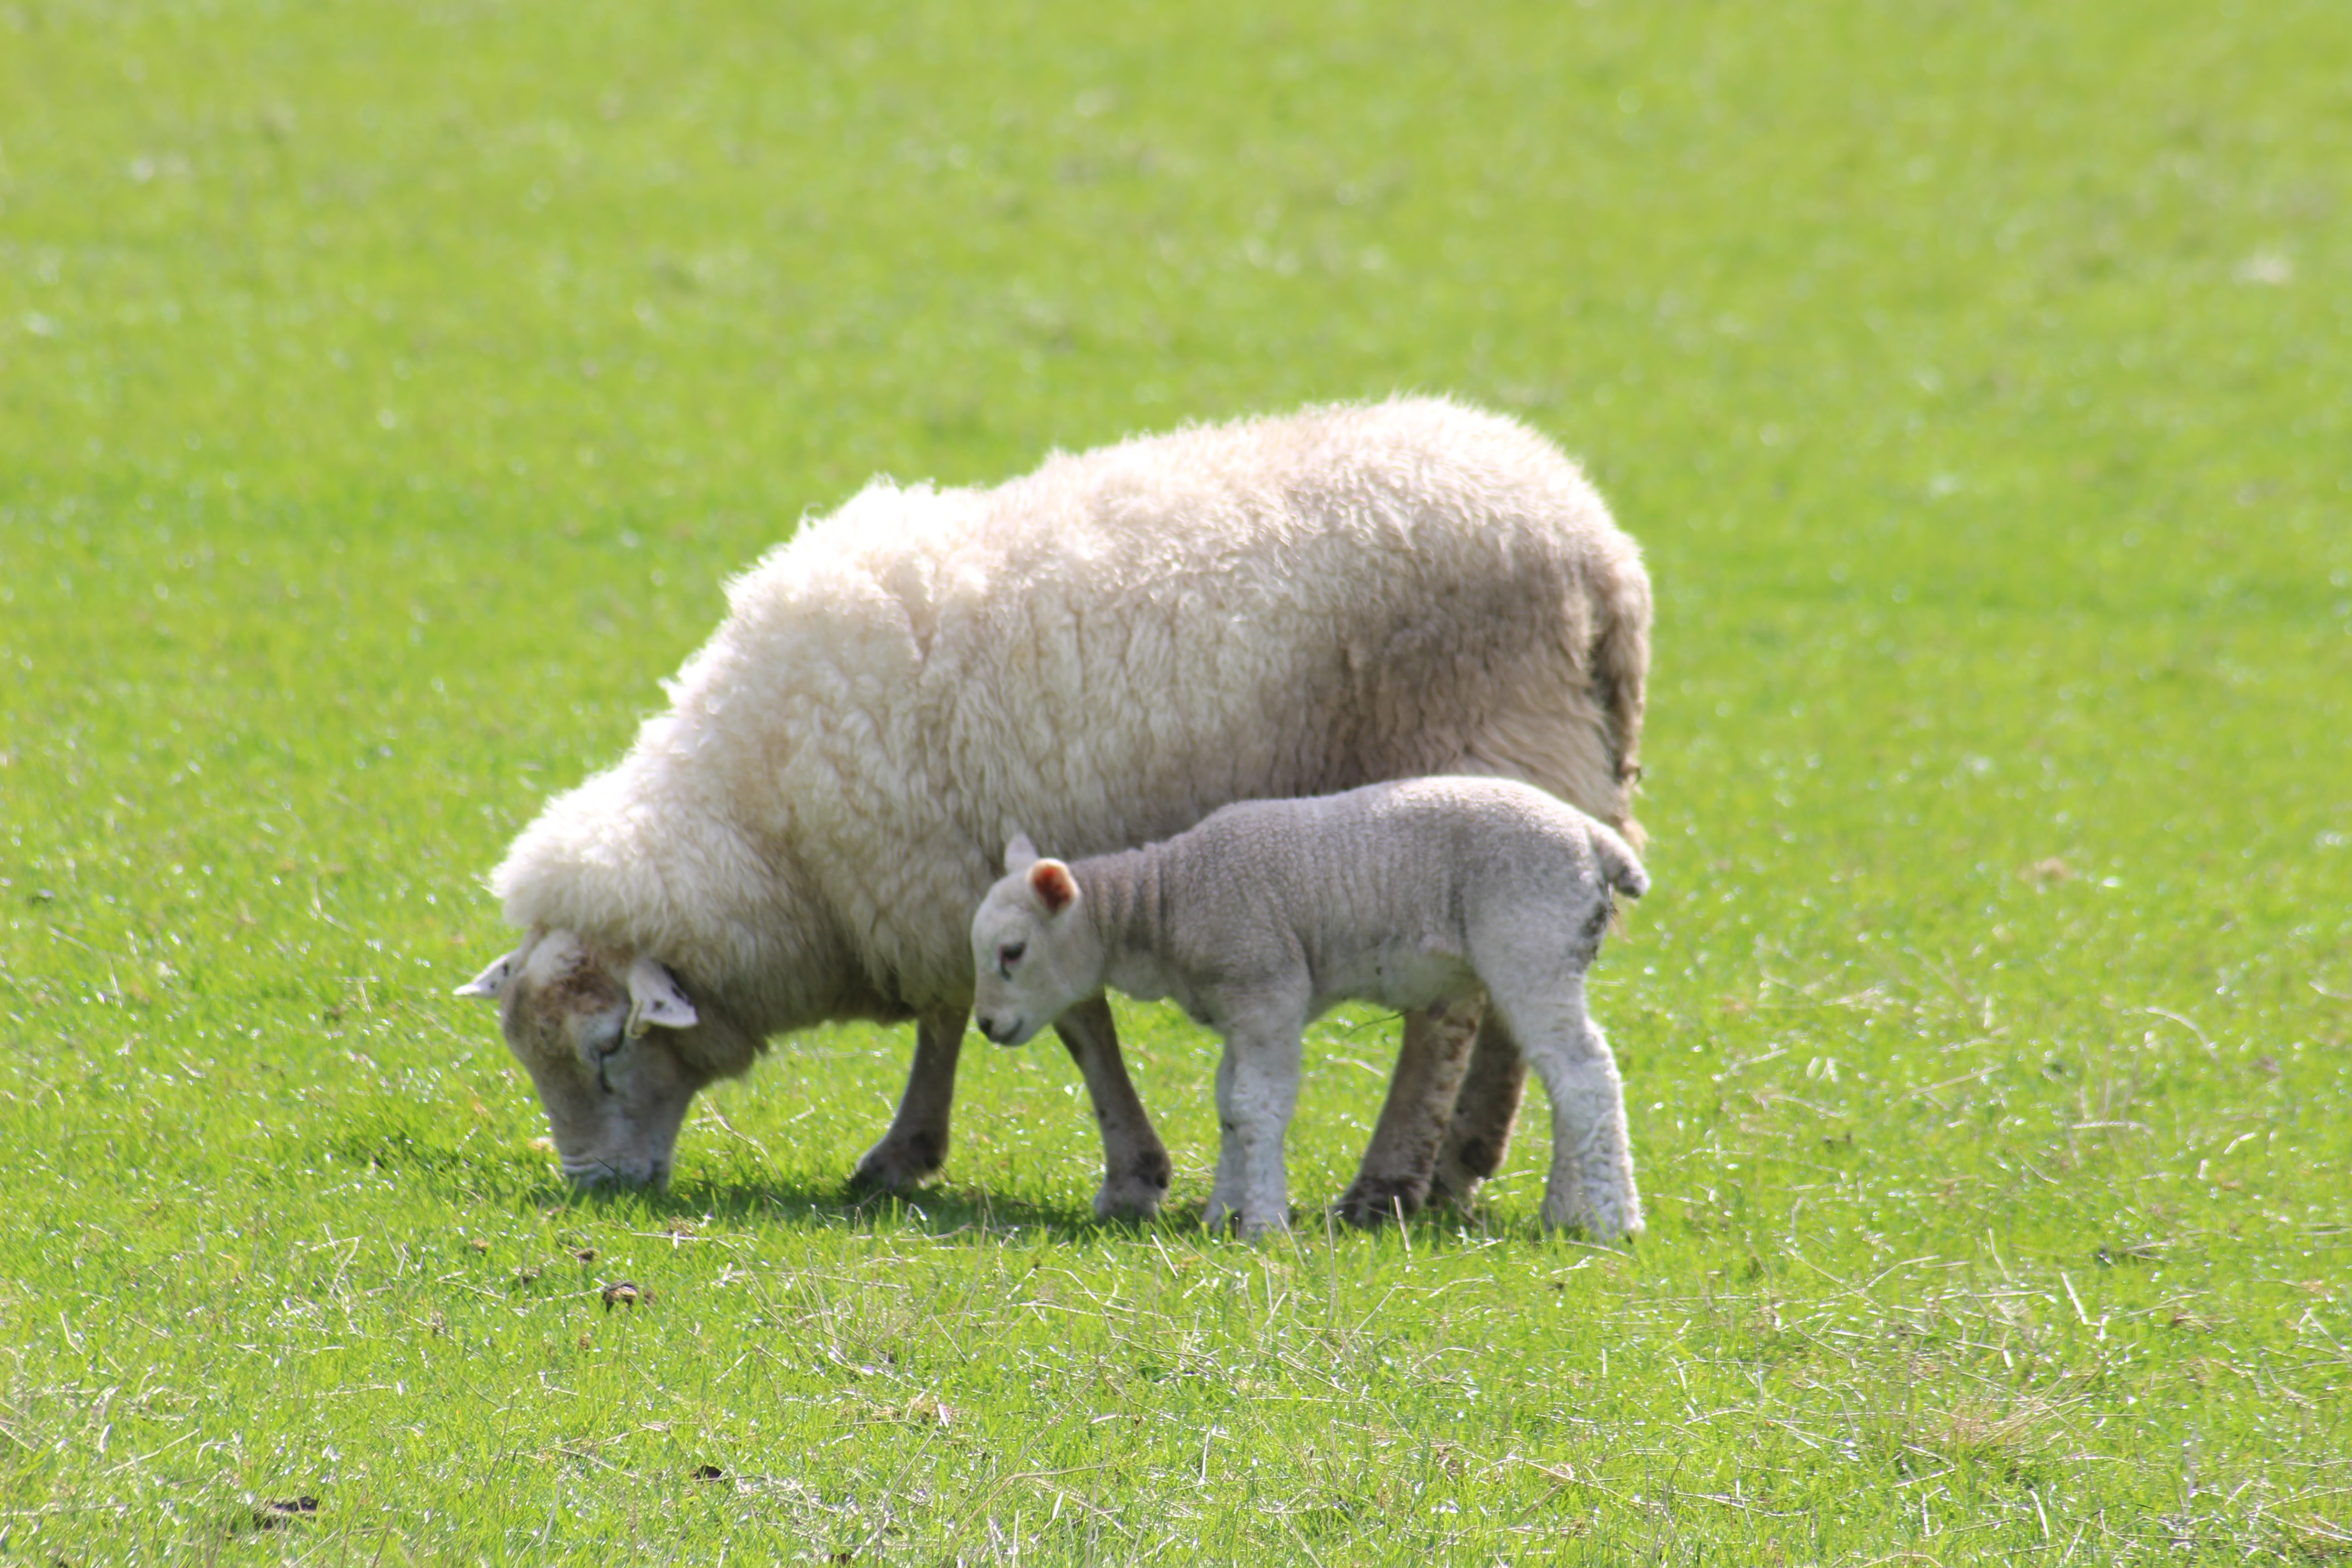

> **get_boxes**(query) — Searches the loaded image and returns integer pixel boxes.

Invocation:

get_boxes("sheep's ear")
[1029,859,1078,916]
[1004,832,1040,874]
[456,951,521,1000]
[625,957,698,1038]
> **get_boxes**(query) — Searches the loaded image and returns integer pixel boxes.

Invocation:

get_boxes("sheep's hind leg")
[1054,993,1173,1220]
[1335,999,1481,1226]
[850,1007,967,1194]
[1431,1014,1532,1210]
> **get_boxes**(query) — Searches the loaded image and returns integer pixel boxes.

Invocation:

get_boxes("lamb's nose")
[975,1014,999,1041]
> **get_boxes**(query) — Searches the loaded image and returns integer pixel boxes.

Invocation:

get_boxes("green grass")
[4,0,2349,1559]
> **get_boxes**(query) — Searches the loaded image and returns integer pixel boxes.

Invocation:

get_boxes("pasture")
[2,0,2347,1559]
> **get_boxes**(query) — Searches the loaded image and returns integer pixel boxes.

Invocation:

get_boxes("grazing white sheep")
[971,778,1648,1239]
[459,397,1649,1215]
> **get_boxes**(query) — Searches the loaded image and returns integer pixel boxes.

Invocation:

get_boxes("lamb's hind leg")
[1052,993,1173,1220]
[1495,981,1642,1240]
[1335,999,1481,1226]
[851,1007,967,1194]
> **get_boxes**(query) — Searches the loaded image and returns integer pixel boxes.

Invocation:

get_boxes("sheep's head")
[457,930,746,1187]
[970,834,1099,1047]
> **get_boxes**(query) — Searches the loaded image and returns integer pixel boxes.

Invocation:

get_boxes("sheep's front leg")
[1502,985,1642,1240]
[850,1007,967,1193]
[1208,1016,1305,1240]
[1051,993,1173,1220]
[1336,999,1482,1225]
[1431,1013,1532,1208]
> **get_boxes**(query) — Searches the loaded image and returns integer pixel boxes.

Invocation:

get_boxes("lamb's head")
[970,834,1100,1048]
[457,929,748,1187]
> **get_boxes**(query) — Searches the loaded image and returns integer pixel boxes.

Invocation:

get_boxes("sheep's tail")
[1590,823,1650,902]
[1589,544,1651,848]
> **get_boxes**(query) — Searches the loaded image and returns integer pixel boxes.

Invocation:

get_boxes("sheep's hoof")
[1333,1174,1428,1229]
[1091,1173,1168,1221]
[1425,1176,1483,1215]
[1429,1161,1482,1209]
[1090,1143,1169,1220]
[1430,1136,1501,1210]
[847,1133,945,1196]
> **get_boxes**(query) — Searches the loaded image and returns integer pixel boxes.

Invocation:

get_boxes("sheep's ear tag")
[1029,859,1078,916]
[625,957,698,1038]
[1004,832,1040,874]
[456,951,520,1001]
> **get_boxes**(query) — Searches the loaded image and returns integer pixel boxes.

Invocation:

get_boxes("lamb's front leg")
[1205,1047,1245,1231]
[1208,1014,1306,1240]
[1051,993,1173,1220]
[851,1007,967,1193]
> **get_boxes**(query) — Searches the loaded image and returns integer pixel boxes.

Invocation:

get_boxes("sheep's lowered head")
[457,930,755,1187]
[971,834,1102,1048]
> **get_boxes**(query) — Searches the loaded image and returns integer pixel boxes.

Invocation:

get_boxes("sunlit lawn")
[2,0,2347,1559]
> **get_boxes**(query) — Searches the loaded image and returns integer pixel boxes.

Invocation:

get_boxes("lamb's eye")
[999,941,1025,971]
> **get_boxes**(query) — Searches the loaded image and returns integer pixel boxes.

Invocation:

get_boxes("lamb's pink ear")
[456,951,520,1000]
[1029,859,1078,916]
[625,957,698,1038]
[1004,833,1040,874]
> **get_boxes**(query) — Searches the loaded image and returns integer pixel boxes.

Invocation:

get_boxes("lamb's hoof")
[1542,1196,1642,1243]
[1334,1174,1429,1229]
[847,1134,944,1196]
[1207,1204,1292,1242]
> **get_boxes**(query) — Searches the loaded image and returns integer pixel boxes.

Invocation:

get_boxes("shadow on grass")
[315,1124,1106,1237]
[311,1121,1603,1250]
[554,1176,1594,1254]
[598,1173,1117,1242]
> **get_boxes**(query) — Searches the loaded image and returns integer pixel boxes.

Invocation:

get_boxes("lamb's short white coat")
[468,397,1650,1207]
[971,777,1648,1239]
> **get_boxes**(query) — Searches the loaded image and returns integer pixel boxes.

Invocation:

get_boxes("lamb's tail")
[1590,823,1650,902]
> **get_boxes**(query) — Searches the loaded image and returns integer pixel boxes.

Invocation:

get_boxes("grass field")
[4,0,2350,1559]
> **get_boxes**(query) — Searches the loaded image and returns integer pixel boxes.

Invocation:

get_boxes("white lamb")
[971,777,1649,1239]
[459,397,1649,1218]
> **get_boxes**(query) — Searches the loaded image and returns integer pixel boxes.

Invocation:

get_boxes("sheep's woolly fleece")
[491,396,1649,1026]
